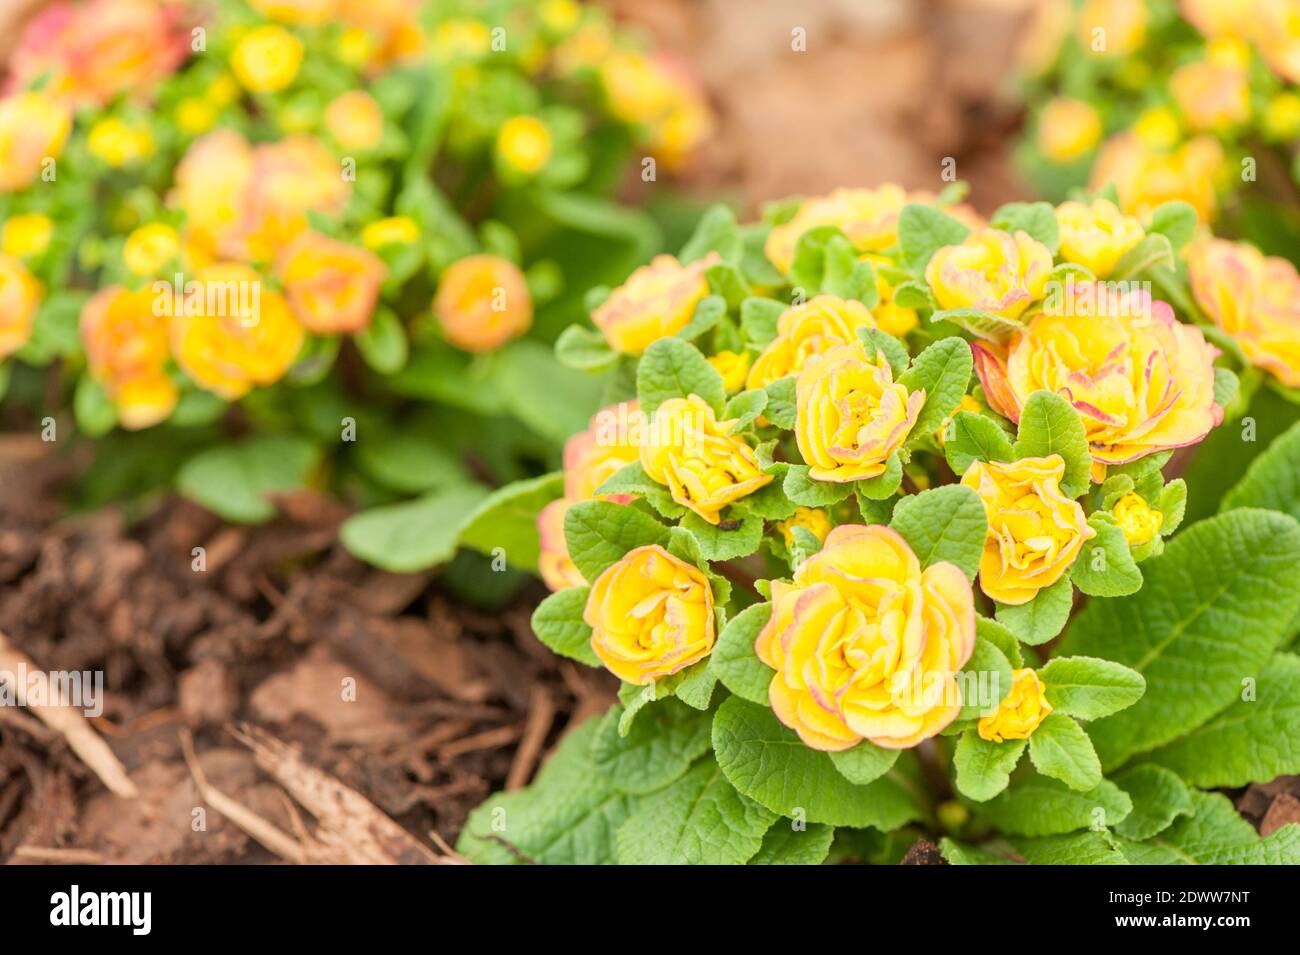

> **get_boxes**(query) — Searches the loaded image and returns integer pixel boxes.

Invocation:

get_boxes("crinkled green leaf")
[977,774,1131,836]
[563,499,671,582]
[995,574,1074,646]
[1144,652,1300,788]
[636,337,725,415]
[340,483,489,572]
[1071,513,1142,597]
[1057,508,1300,769]
[889,484,987,581]
[898,337,973,437]
[456,719,633,864]
[898,203,971,272]
[530,587,599,666]
[783,465,855,507]
[1028,713,1102,791]
[1117,791,1300,865]
[1111,764,1194,841]
[591,700,714,794]
[712,697,923,829]
[1012,390,1091,498]
[711,602,774,705]
[680,509,764,561]
[1039,655,1146,722]
[944,411,1014,476]
[748,821,835,865]
[954,731,1025,802]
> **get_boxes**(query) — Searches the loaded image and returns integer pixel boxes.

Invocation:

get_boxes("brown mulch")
[0,437,616,865]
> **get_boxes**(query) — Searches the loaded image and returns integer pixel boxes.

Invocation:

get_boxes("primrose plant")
[457,184,1300,865]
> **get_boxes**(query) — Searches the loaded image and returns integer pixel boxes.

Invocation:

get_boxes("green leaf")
[591,700,714,794]
[354,308,408,373]
[931,308,1024,340]
[858,327,909,376]
[1158,478,1187,536]
[954,731,1026,802]
[898,204,971,272]
[989,202,1059,254]
[748,822,835,865]
[1117,791,1300,865]
[1038,656,1145,721]
[893,280,935,310]
[1028,713,1102,791]
[74,376,117,437]
[563,499,671,582]
[616,758,775,864]
[340,483,490,572]
[957,635,1014,721]
[898,337,973,437]
[783,465,855,507]
[1111,765,1194,841]
[1146,201,1197,251]
[1111,233,1175,281]
[177,435,321,524]
[628,657,718,712]
[1221,418,1300,523]
[1070,513,1142,597]
[977,615,1024,667]
[944,411,1014,476]
[1012,390,1091,498]
[680,509,763,561]
[1010,831,1130,865]
[1144,652,1300,788]
[530,587,599,666]
[854,452,904,500]
[995,574,1074,645]
[456,718,633,864]
[555,324,618,371]
[636,337,725,415]
[711,602,775,705]
[889,484,988,581]
[679,204,742,265]
[616,758,774,864]
[491,339,608,443]
[762,376,797,429]
[828,741,900,786]
[740,296,785,347]
[1213,366,1239,409]
[353,429,469,495]
[724,389,768,430]
[458,472,564,573]
[712,697,923,829]
[1057,508,1300,769]
[677,294,727,341]
[977,775,1132,836]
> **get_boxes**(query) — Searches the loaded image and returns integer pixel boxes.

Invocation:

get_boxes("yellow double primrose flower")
[0,254,42,361]
[765,184,915,275]
[231,25,304,94]
[746,294,875,390]
[537,400,644,592]
[1036,97,1102,163]
[277,231,386,334]
[1054,198,1145,278]
[925,228,1053,323]
[1187,237,1300,388]
[961,455,1095,606]
[0,91,72,192]
[592,253,717,355]
[1,214,53,260]
[79,286,178,430]
[795,338,924,483]
[1113,492,1164,546]
[169,263,305,400]
[640,395,772,524]
[756,524,976,751]
[584,544,715,685]
[978,668,1052,743]
[432,254,533,353]
[973,281,1221,480]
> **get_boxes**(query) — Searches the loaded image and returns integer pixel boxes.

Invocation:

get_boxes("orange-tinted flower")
[80,286,177,430]
[277,231,385,334]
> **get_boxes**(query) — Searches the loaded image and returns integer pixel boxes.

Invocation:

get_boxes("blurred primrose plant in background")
[1018,0,1300,522]
[0,0,713,600]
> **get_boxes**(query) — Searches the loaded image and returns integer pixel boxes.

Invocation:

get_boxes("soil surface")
[0,436,615,864]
